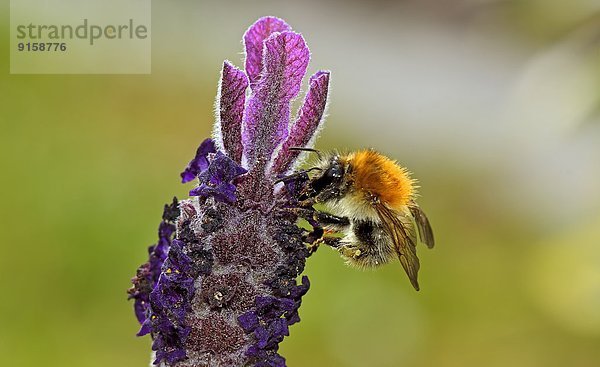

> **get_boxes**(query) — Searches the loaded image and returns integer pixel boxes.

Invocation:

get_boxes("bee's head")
[275,149,349,201]
[309,155,347,194]
[323,155,344,179]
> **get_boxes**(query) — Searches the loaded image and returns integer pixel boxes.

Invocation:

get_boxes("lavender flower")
[129,16,330,367]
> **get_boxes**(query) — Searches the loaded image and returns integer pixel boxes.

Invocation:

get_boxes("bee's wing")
[409,202,435,249]
[375,204,421,291]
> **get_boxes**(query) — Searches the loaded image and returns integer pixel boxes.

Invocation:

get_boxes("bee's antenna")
[289,147,322,159]
[274,167,322,185]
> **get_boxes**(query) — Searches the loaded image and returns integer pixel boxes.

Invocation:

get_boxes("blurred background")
[1,0,600,366]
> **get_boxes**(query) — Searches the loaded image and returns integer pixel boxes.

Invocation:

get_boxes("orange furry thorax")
[345,150,416,210]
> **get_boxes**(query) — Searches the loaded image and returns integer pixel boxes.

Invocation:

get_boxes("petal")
[245,345,260,358]
[269,318,290,339]
[286,310,301,325]
[214,151,248,181]
[214,61,248,163]
[199,151,248,184]
[190,183,237,203]
[267,354,286,367]
[244,16,291,88]
[180,138,216,183]
[136,319,151,336]
[134,300,149,325]
[254,326,270,349]
[238,311,260,332]
[161,197,180,222]
[255,296,276,313]
[242,31,310,172]
[272,71,330,174]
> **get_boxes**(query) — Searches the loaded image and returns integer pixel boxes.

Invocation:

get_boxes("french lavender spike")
[128,16,330,367]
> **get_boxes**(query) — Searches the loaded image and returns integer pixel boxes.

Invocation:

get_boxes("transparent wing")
[375,204,421,291]
[409,202,435,249]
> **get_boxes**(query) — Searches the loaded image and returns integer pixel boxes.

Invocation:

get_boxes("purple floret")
[128,198,179,326]
[189,151,247,203]
[145,241,196,363]
[238,311,260,332]
[180,138,216,183]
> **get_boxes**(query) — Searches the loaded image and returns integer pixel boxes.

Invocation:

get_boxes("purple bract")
[129,16,330,367]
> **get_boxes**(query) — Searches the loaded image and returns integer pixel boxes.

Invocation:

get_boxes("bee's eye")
[326,164,343,179]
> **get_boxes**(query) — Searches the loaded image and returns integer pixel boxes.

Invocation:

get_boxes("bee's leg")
[282,207,350,228]
[315,212,350,227]
[305,225,324,254]
[281,207,325,255]
[306,236,322,256]
[292,208,350,242]
[304,212,349,256]
[298,186,342,208]
[307,236,343,256]
[339,244,363,259]
[319,236,342,249]
[281,207,349,256]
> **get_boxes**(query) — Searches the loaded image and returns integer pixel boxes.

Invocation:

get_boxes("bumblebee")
[282,148,434,291]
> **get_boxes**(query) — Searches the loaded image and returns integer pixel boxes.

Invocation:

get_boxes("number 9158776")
[18,42,67,51]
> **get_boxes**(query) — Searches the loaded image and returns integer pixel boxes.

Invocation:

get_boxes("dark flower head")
[130,15,330,367]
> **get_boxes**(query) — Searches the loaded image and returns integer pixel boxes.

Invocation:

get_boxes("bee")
[281,148,434,291]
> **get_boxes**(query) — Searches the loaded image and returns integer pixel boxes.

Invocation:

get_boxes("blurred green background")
[1,1,600,366]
